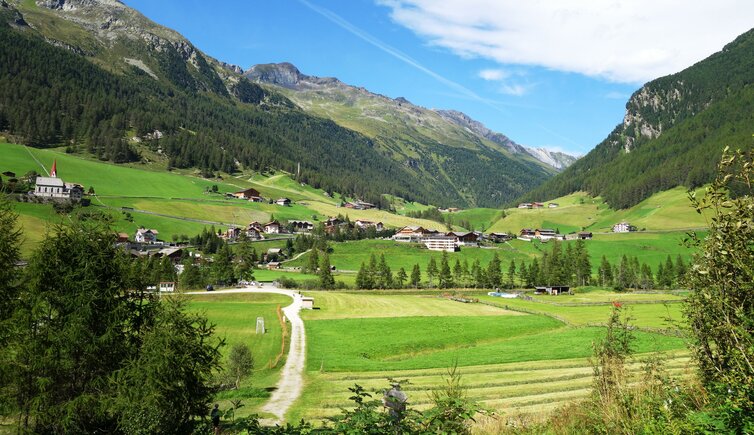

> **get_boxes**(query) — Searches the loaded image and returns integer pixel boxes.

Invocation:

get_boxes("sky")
[124,0,754,156]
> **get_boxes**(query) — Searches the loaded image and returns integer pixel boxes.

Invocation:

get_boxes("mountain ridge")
[521,26,754,209]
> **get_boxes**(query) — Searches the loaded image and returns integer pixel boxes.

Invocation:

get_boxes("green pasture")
[479,295,684,329]
[306,316,685,372]
[448,207,504,231]
[184,292,293,418]
[528,288,685,304]
[487,188,708,234]
[299,292,526,320]
[0,142,238,197]
[586,231,697,272]
[252,269,320,283]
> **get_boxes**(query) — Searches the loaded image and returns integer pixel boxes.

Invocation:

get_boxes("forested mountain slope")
[245,62,561,207]
[0,0,559,208]
[522,27,754,209]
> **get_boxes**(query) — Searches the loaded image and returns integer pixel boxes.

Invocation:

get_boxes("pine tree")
[396,267,407,289]
[410,264,421,288]
[453,260,463,287]
[356,262,371,289]
[674,254,687,287]
[318,252,335,290]
[306,249,320,273]
[378,254,393,289]
[439,252,453,289]
[213,242,236,285]
[598,256,613,287]
[487,253,502,289]
[426,257,438,287]
[507,260,516,289]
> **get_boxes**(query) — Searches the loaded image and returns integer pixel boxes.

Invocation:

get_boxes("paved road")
[185,286,305,425]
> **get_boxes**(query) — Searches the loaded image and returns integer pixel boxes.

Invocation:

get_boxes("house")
[247,221,264,233]
[535,285,571,295]
[393,226,427,243]
[519,228,537,239]
[518,203,533,209]
[532,202,545,209]
[155,247,184,263]
[135,227,159,243]
[264,221,281,234]
[33,160,84,201]
[424,235,459,252]
[232,187,262,201]
[447,207,460,213]
[487,232,511,243]
[535,228,559,240]
[246,228,264,240]
[276,198,292,206]
[266,248,284,262]
[267,261,281,270]
[355,220,384,231]
[224,227,242,240]
[290,220,314,233]
[577,231,593,240]
[447,231,479,247]
[343,201,375,210]
[548,203,559,208]
[612,222,636,233]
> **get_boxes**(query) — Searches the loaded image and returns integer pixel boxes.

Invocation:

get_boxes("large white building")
[423,235,459,252]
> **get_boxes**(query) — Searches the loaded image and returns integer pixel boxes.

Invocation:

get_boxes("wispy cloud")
[298,0,488,105]
[377,0,754,83]
[478,68,509,81]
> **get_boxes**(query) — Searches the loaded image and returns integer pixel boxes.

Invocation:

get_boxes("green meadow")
[184,292,293,418]
[288,290,690,424]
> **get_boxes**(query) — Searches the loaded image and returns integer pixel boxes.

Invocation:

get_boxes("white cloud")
[478,68,509,81]
[377,0,754,83]
[500,83,530,96]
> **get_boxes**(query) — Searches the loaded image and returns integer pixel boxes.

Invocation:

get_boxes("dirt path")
[184,286,305,425]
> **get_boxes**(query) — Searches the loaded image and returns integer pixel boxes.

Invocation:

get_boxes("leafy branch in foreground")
[685,146,754,431]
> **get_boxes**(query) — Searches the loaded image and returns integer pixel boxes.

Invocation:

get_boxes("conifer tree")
[426,257,438,287]
[396,267,407,288]
[410,264,421,288]
[439,252,453,289]
[487,253,502,289]
[507,260,516,289]
[318,252,335,290]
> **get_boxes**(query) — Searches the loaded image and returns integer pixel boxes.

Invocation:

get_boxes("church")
[34,160,84,201]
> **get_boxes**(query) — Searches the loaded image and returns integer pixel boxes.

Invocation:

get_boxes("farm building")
[535,229,560,240]
[519,228,536,239]
[276,198,292,206]
[548,203,559,208]
[487,232,511,243]
[532,202,545,209]
[612,222,636,233]
[115,232,129,243]
[301,296,314,309]
[343,201,375,210]
[535,285,571,295]
[232,187,262,201]
[424,235,459,252]
[517,203,532,209]
[154,247,184,263]
[290,220,314,233]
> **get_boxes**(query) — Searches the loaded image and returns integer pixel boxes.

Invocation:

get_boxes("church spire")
[50,159,57,178]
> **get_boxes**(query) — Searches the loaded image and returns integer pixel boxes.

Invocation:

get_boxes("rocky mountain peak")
[245,62,342,90]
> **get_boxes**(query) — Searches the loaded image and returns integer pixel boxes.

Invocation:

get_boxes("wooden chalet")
[232,187,262,201]
[264,220,281,234]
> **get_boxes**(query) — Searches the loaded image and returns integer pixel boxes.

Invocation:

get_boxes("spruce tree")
[318,252,335,289]
[396,267,407,288]
[507,260,516,289]
[410,264,421,288]
[439,252,453,289]
[487,253,502,289]
[426,257,438,287]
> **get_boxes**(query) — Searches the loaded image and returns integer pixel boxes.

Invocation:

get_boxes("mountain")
[245,62,566,206]
[522,27,754,209]
[434,109,577,170]
[0,0,556,208]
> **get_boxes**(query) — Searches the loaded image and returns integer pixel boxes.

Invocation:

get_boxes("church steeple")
[50,159,57,178]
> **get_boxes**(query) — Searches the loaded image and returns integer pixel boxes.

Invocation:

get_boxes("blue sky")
[123,0,754,156]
